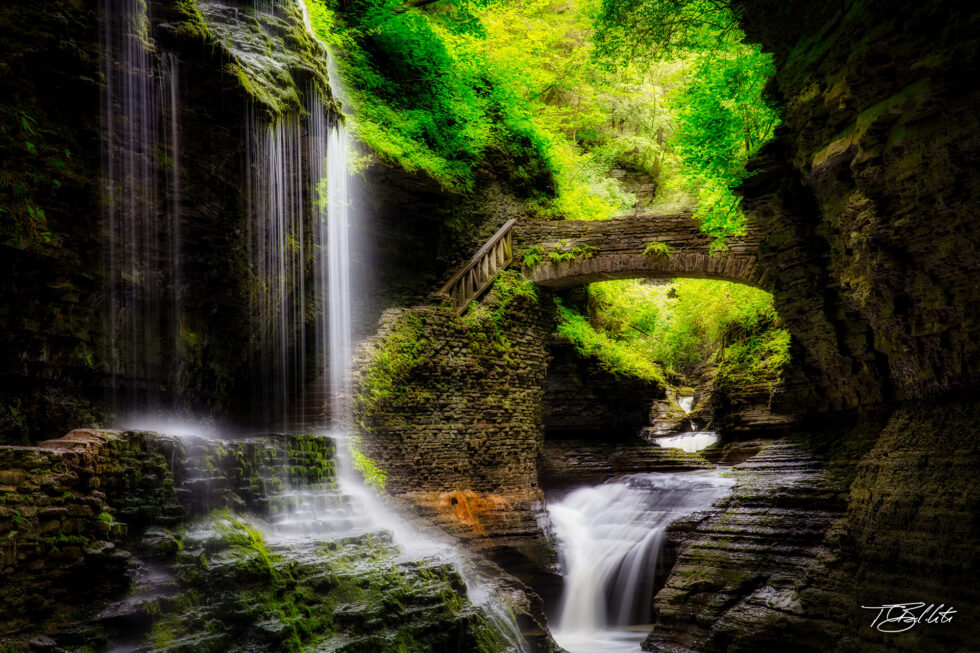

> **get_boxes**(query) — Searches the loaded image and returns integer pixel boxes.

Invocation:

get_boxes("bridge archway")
[513,213,767,289]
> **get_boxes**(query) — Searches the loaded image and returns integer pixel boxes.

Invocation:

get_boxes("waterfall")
[678,395,694,414]
[246,110,309,430]
[548,471,734,653]
[654,431,720,453]
[100,0,181,414]
[325,124,352,428]
[94,1,527,646]
[163,52,182,405]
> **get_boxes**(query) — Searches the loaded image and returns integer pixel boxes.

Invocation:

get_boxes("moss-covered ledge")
[185,0,335,116]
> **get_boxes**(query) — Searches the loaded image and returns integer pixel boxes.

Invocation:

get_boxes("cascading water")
[654,431,720,453]
[246,107,314,430]
[96,0,526,647]
[323,113,353,430]
[548,471,735,653]
[678,395,694,414]
[100,0,182,413]
[653,394,720,452]
[240,5,529,648]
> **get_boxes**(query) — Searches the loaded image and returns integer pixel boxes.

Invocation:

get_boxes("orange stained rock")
[424,490,513,536]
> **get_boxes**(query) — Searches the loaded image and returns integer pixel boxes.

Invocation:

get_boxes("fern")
[643,241,673,257]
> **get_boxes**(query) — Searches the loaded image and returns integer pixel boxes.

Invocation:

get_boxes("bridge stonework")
[513,213,767,289]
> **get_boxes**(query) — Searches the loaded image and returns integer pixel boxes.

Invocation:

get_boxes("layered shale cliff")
[736,0,980,413]
[640,2,980,651]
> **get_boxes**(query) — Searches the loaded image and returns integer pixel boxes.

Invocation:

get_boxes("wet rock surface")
[540,439,711,490]
[136,518,505,653]
[1,430,533,652]
[0,429,182,635]
[643,400,980,652]
[643,439,844,652]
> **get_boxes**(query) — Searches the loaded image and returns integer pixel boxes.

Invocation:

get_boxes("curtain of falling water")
[246,111,313,431]
[326,123,352,428]
[163,52,182,406]
[100,0,181,413]
[310,87,353,431]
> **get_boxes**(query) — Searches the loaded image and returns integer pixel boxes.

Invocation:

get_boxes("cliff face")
[640,3,980,650]
[0,0,534,443]
[0,1,107,443]
[644,402,980,653]
[736,0,980,413]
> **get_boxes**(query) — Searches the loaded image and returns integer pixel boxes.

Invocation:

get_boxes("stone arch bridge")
[512,213,767,289]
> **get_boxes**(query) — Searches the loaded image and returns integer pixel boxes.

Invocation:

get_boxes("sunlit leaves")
[580,278,789,383]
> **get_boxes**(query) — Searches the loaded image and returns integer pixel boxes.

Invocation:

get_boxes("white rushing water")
[654,431,720,454]
[678,395,694,414]
[548,471,734,653]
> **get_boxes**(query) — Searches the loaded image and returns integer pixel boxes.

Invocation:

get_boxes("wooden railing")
[439,219,515,314]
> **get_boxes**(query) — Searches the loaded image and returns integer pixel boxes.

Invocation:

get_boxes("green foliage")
[0,105,73,251]
[302,0,776,239]
[643,241,673,257]
[350,435,387,491]
[555,297,665,383]
[547,240,598,263]
[520,245,546,268]
[211,510,277,577]
[356,312,431,429]
[670,46,777,244]
[577,278,790,385]
[592,0,779,243]
[308,0,557,198]
[593,0,739,63]
[520,242,597,268]
[458,270,538,360]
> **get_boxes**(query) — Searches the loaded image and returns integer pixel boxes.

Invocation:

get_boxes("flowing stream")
[548,470,734,652]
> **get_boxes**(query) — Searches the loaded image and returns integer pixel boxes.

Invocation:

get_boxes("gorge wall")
[1,0,978,651]
[635,2,980,651]
[736,0,980,413]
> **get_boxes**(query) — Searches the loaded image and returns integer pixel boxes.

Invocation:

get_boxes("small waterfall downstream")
[655,431,720,453]
[548,471,734,652]
[653,395,720,453]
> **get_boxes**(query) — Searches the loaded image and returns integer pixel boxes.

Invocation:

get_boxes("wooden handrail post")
[438,219,517,314]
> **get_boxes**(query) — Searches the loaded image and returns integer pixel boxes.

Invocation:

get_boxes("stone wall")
[0,429,182,635]
[351,274,559,590]
[0,428,341,643]
[352,279,553,495]
[542,339,662,440]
